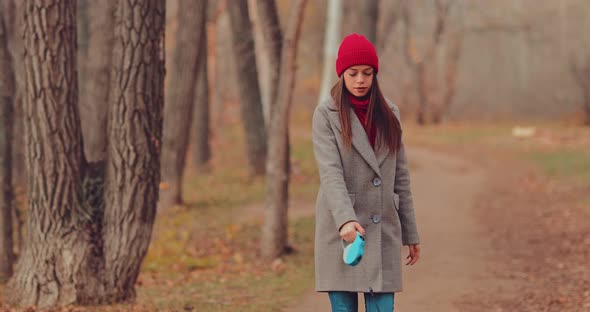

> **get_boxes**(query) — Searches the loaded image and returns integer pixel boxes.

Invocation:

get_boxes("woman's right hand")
[340,221,366,243]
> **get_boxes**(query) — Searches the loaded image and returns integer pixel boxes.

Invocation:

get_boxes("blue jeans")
[328,291,394,312]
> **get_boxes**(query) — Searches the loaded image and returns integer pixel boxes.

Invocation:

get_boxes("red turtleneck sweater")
[348,93,376,149]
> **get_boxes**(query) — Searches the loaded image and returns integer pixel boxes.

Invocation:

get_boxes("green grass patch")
[525,150,590,182]
[405,124,511,146]
[431,127,509,145]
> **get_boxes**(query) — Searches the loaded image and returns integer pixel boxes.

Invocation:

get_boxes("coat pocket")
[392,192,400,211]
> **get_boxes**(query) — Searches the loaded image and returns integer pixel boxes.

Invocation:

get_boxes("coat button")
[372,215,381,224]
[372,177,382,187]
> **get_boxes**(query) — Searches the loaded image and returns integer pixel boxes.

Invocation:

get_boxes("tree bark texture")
[6,0,105,307]
[80,0,116,162]
[227,0,268,176]
[160,0,207,208]
[262,0,307,259]
[191,22,212,171]
[103,0,165,302]
[0,5,15,282]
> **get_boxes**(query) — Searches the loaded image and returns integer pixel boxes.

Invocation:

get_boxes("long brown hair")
[330,75,402,153]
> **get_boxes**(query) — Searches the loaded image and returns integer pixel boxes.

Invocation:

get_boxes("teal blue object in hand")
[342,232,365,266]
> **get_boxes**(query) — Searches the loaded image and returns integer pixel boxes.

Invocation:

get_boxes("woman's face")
[343,65,374,97]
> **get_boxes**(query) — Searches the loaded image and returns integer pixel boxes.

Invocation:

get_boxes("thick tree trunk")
[6,0,105,307]
[318,0,342,106]
[160,0,207,208]
[0,7,15,282]
[191,24,212,171]
[103,0,165,302]
[262,0,307,260]
[80,0,116,162]
[227,0,268,176]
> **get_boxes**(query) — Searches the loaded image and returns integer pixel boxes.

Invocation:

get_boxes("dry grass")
[3,105,589,310]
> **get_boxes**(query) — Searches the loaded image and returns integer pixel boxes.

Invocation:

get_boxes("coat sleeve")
[312,105,358,231]
[390,102,420,245]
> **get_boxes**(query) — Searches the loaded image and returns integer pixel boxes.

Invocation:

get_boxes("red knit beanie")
[336,33,379,77]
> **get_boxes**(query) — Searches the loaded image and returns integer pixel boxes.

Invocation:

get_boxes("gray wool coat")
[312,98,420,293]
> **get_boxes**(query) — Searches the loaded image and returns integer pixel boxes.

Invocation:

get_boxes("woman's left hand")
[405,244,420,265]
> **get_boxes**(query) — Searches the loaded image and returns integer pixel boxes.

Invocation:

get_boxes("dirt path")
[284,146,519,311]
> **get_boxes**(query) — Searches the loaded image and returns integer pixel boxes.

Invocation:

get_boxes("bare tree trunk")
[6,0,105,307]
[191,18,212,171]
[342,0,378,44]
[255,0,292,178]
[433,34,462,124]
[363,0,378,44]
[249,0,270,123]
[255,0,290,257]
[255,0,282,117]
[227,0,268,176]
[401,2,427,124]
[416,62,428,125]
[571,57,590,126]
[262,0,307,260]
[402,0,452,125]
[0,6,15,282]
[160,0,207,209]
[341,0,353,36]
[103,0,165,301]
[318,0,342,106]
[212,1,232,134]
[376,0,401,53]
[80,0,116,162]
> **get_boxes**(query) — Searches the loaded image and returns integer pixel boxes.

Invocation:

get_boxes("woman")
[312,33,421,312]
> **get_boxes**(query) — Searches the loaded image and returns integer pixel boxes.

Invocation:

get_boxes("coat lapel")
[376,141,390,167]
[327,108,382,177]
